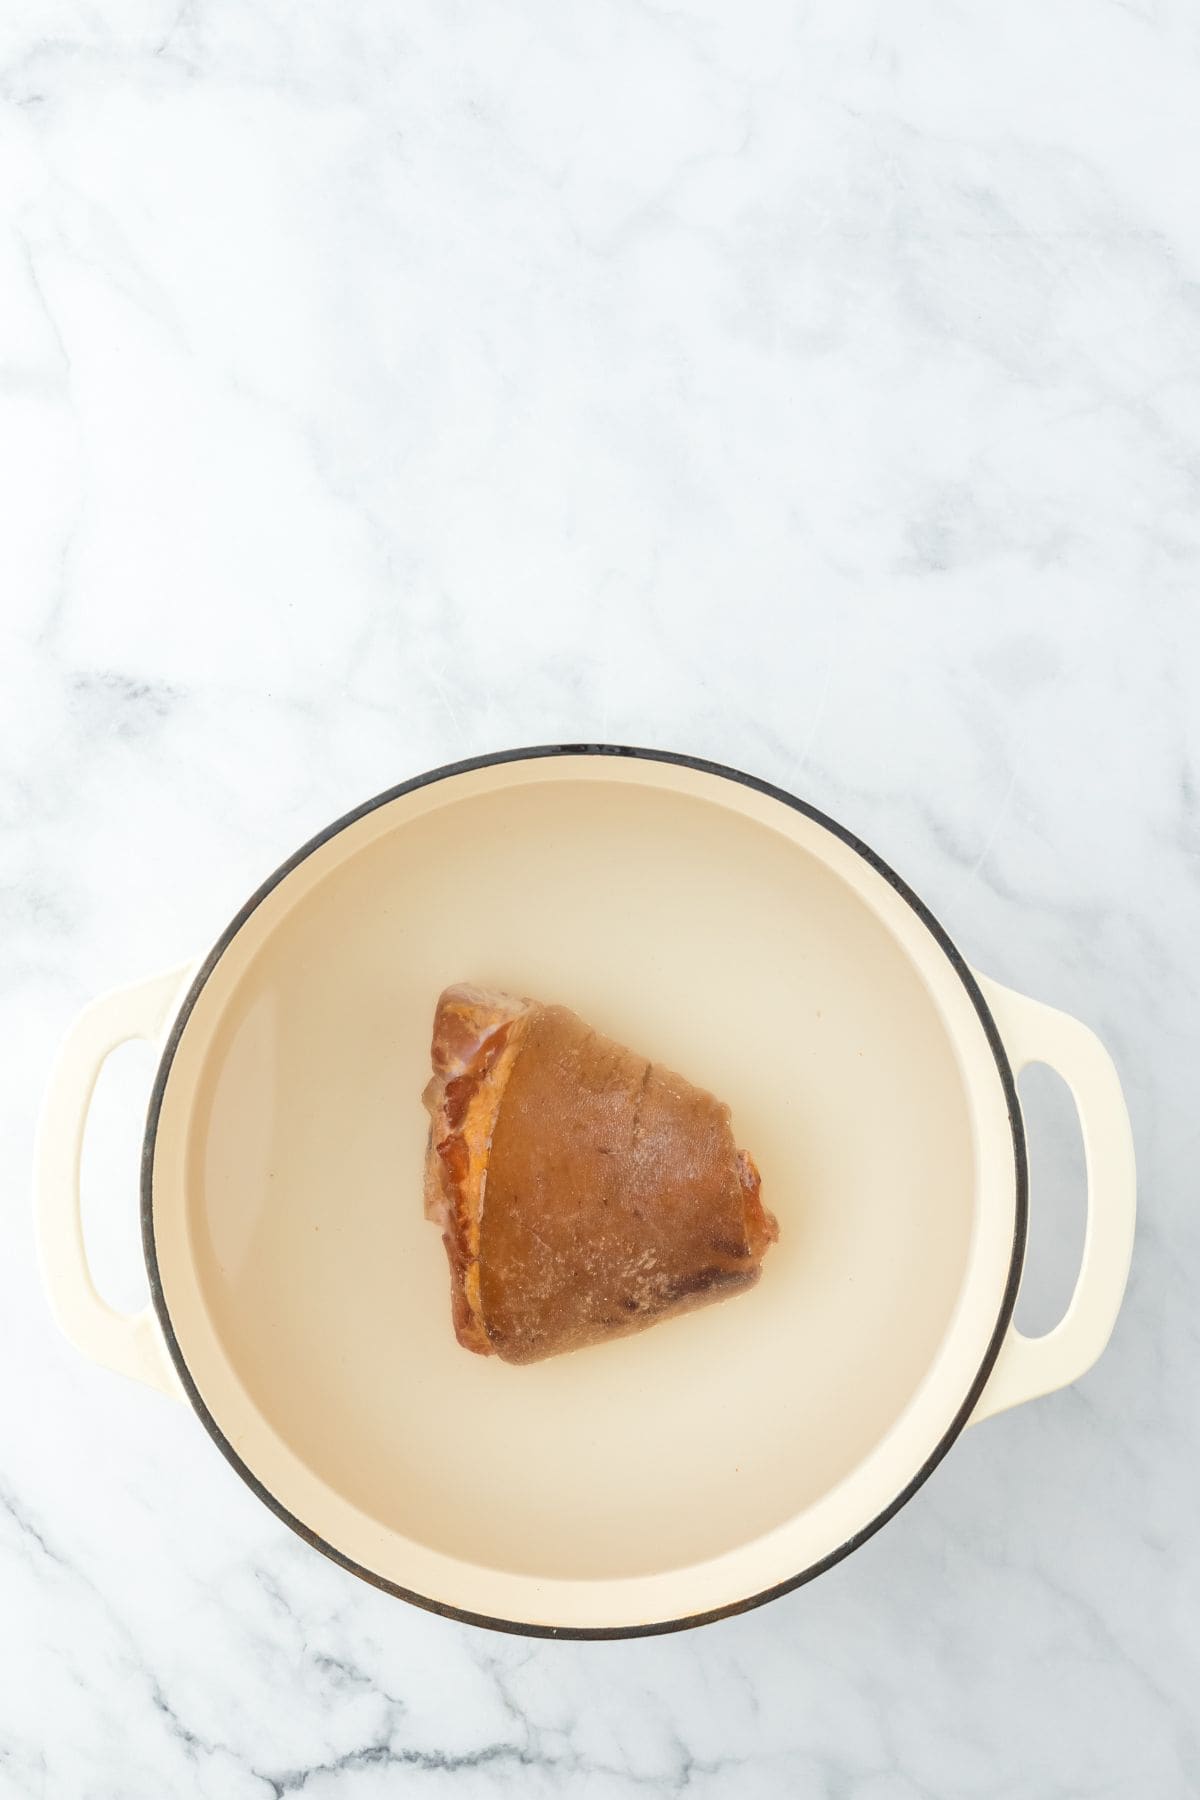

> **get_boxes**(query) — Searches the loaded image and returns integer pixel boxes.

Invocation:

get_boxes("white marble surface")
[3,0,1199,1792]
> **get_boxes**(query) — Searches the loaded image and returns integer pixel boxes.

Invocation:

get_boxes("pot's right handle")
[34,967,191,1401]
[970,974,1136,1424]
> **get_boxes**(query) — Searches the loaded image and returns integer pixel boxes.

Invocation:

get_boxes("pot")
[36,747,1135,1636]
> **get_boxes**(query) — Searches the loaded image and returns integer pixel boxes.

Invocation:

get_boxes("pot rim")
[140,743,1028,1639]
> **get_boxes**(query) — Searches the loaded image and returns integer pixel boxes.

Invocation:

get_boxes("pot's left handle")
[34,966,193,1401]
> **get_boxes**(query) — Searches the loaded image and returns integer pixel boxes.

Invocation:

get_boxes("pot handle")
[34,966,192,1401]
[969,974,1136,1424]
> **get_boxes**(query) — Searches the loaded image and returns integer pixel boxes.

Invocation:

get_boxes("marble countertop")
[4,1,1198,1793]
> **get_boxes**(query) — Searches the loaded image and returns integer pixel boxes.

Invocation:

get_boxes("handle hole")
[80,1038,156,1315]
[1014,1062,1087,1338]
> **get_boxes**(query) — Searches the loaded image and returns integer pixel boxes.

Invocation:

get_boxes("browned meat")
[423,984,778,1363]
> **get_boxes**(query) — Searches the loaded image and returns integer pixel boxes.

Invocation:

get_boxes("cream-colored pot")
[36,749,1136,1637]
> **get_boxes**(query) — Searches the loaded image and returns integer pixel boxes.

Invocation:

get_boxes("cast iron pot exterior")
[36,747,1136,1637]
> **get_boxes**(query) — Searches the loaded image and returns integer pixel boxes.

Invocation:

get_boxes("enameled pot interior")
[149,757,1018,1623]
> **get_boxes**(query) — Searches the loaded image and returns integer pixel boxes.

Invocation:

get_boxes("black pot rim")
[141,743,1028,1640]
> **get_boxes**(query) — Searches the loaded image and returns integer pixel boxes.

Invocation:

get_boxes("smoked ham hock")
[423,984,778,1363]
